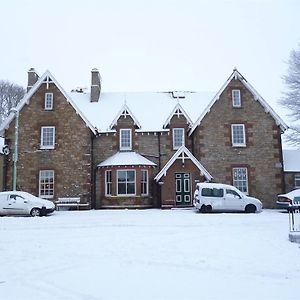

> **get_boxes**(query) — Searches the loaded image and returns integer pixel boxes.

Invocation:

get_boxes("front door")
[175,173,191,205]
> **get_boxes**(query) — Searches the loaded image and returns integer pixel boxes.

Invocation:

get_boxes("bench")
[55,197,89,211]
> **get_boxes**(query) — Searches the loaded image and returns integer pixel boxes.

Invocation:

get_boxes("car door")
[7,194,29,215]
[224,189,244,211]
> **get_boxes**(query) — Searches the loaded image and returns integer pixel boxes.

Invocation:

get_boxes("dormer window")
[232,89,241,107]
[173,128,185,150]
[120,129,132,150]
[45,93,53,110]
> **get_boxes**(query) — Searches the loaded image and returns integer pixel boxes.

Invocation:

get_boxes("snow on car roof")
[283,149,300,172]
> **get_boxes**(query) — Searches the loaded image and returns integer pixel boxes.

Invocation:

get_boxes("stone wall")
[192,78,284,207]
[4,83,92,204]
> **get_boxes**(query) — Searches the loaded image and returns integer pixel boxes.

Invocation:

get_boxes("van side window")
[202,188,224,197]
[226,189,241,199]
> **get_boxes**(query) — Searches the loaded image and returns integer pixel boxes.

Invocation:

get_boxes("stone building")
[0,68,288,208]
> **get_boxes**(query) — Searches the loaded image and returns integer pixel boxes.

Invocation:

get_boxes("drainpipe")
[90,132,96,209]
[11,108,19,191]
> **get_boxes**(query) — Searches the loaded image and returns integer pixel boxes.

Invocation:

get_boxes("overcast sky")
[1,0,299,122]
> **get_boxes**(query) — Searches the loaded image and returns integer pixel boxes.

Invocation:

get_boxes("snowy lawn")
[1,209,299,300]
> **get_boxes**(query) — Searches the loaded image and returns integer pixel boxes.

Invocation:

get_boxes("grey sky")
[1,0,299,121]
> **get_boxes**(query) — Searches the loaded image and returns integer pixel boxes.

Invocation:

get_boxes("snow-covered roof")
[98,151,157,167]
[283,149,300,172]
[154,146,212,182]
[189,69,288,135]
[0,71,97,135]
[70,91,214,133]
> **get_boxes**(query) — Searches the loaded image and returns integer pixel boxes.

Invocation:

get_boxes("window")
[226,189,241,199]
[117,170,135,195]
[39,170,54,198]
[45,93,53,110]
[231,124,246,147]
[105,170,112,196]
[295,175,300,189]
[41,126,55,149]
[173,128,184,150]
[141,170,148,196]
[232,89,241,107]
[120,129,132,150]
[233,168,248,194]
[201,188,224,197]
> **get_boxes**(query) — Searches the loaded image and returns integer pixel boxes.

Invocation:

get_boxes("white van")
[193,182,262,213]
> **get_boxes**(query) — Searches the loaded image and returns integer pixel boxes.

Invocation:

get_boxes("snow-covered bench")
[55,197,89,210]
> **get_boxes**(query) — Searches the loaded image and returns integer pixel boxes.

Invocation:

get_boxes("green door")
[175,173,191,205]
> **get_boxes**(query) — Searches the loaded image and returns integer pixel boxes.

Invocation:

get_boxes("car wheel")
[245,204,256,213]
[200,205,207,213]
[30,208,41,217]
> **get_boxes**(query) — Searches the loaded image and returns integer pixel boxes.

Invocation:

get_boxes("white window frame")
[173,128,185,150]
[44,93,53,110]
[231,124,246,147]
[39,170,54,199]
[120,129,132,151]
[232,167,248,195]
[141,170,149,196]
[295,174,300,189]
[105,170,112,196]
[117,170,136,196]
[41,126,55,149]
[232,89,241,107]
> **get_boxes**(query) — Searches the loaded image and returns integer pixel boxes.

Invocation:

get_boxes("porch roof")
[98,151,156,167]
[154,146,213,182]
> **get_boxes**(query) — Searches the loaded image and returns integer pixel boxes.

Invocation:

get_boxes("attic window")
[120,129,132,151]
[232,90,241,107]
[44,93,53,110]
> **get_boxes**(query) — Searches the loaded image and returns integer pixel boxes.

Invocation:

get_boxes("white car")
[194,182,262,213]
[0,191,55,217]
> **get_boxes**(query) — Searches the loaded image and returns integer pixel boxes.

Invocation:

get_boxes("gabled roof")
[98,151,156,167]
[283,149,300,172]
[163,102,193,128]
[109,103,141,130]
[70,91,214,133]
[0,70,97,135]
[154,146,212,182]
[189,68,288,135]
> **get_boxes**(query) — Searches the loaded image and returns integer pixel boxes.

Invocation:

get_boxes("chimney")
[90,68,101,102]
[27,68,39,92]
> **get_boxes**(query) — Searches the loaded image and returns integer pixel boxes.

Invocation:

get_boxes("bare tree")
[0,80,25,123]
[280,45,300,146]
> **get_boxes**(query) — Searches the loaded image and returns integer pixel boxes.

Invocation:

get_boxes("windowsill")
[40,195,54,199]
[232,145,246,148]
[40,147,55,150]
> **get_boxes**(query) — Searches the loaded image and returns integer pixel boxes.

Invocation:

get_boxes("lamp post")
[10,108,19,191]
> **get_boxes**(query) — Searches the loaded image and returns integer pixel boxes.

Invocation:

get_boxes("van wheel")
[205,205,212,213]
[245,204,256,213]
[30,208,41,217]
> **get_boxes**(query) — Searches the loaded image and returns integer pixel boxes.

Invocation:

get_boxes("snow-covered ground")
[1,209,299,300]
